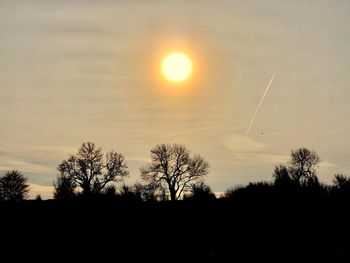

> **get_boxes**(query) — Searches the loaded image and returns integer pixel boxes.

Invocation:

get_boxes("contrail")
[246,73,276,136]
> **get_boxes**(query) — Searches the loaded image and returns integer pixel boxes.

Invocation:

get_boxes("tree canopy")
[0,170,29,201]
[141,143,209,201]
[57,142,129,195]
[289,147,320,185]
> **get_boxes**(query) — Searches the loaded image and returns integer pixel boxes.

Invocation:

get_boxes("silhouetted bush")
[104,184,117,198]
[184,182,216,201]
[53,174,77,200]
[273,164,299,191]
[223,182,273,199]
[331,174,350,197]
[132,183,159,201]
[116,184,142,202]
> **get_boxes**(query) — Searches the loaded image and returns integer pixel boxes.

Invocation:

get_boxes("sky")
[0,1,349,199]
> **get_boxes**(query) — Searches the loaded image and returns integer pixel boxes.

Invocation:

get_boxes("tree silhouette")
[184,182,216,201]
[104,184,117,198]
[332,174,350,195]
[116,184,142,201]
[288,148,320,186]
[222,186,238,199]
[0,170,29,201]
[141,144,209,201]
[273,164,298,190]
[223,182,273,200]
[53,174,77,200]
[132,183,155,201]
[333,174,350,188]
[57,142,129,195]
[132,182,169,201]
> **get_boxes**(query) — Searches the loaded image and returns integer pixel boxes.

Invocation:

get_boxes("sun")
[161,52,193,82]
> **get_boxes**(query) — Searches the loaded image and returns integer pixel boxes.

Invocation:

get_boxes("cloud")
[319,162,337,168]
[0,156,52,175]
[0,141,77,185]
[224,135,288,165]
[226,136,265,153]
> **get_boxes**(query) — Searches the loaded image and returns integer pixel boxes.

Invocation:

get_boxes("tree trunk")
[82,183,91,195]
[169,188,176,201]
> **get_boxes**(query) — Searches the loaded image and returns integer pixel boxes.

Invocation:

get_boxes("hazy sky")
[1,1,349,198]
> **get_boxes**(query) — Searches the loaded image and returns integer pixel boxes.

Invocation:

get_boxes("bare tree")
[57,142,129,195]
[288,148,320,185]
[141,144,209,201]
[0,170,29,201]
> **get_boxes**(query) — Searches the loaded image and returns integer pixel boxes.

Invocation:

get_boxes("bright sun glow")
[162,52,192,82]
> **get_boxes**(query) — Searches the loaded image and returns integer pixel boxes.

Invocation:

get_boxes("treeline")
[0,142,349,202]
[1,143,350,263]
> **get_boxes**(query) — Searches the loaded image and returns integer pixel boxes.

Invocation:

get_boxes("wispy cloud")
[319,162,337,168]
[224,135,288,165]
[0,141,77,184]
[0,156,52,175]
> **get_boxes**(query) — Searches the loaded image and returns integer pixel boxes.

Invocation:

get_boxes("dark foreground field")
[0,194,349,262]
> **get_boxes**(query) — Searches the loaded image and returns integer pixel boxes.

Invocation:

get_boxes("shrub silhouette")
[332,174,350,196]
[273,164,298,191]
[184,182,216,201]
[54,174,77,200]
[333,174,350,189]
[117,184,142,201]
[104,184,117,198]
[132,183,159,201]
